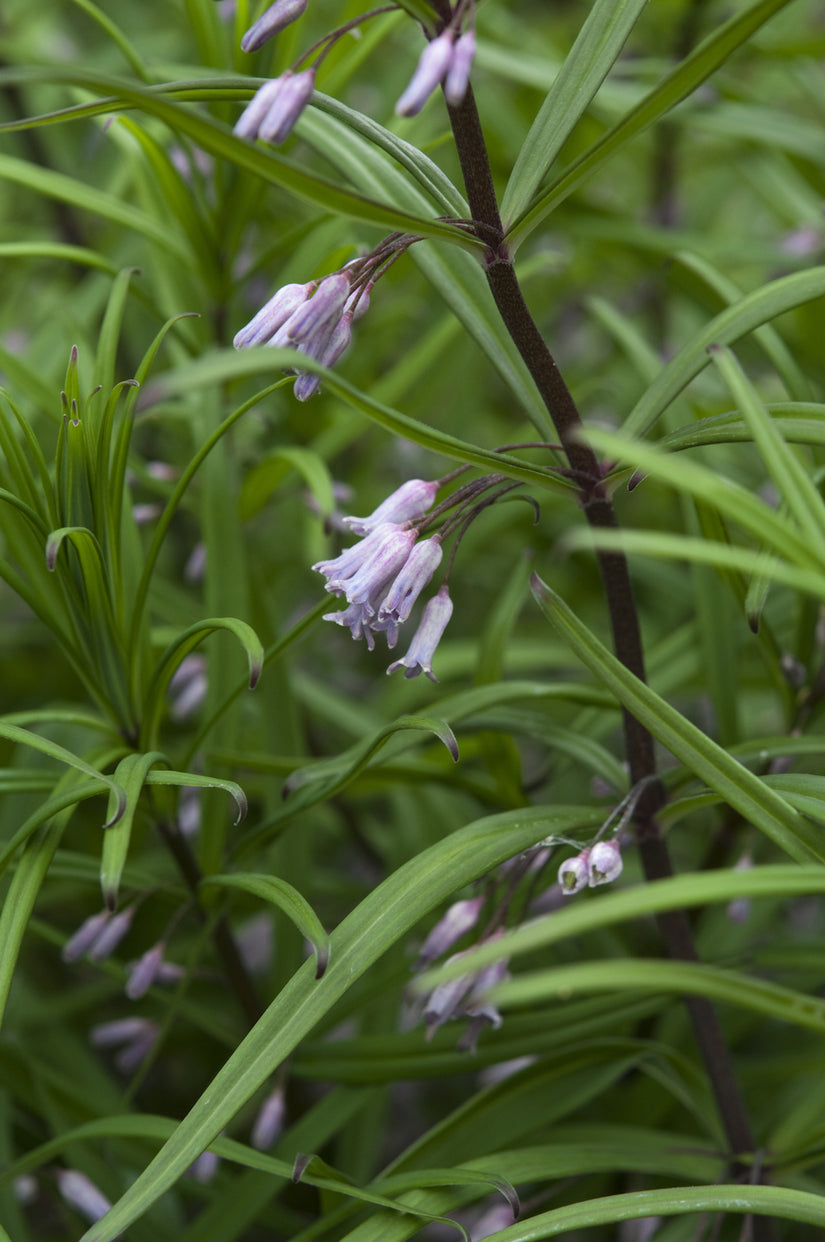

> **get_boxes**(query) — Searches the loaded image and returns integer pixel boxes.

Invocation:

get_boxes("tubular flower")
[342,478,438,536]
[240,0,308,53]
[378,536,443,625]
[387,585,453,681]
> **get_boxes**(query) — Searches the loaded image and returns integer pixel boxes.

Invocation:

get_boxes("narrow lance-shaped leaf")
[505,0,801,250]
[79,805,594,1242]
[100,751,168,909]
[200,873,330,979]
[530,574,821,863]
[501,0,648,225]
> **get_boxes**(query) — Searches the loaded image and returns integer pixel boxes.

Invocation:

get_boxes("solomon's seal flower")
[387,585,453,682]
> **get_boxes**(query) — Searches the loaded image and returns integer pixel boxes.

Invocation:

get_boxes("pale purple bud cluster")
[63,906,134,963]
[417,895,485,969]
[424,931,508,1042]
[56,1169,111,1224]
[90,1017,159,1072]
[558,839,624,895]
[125,943,182,999]
[396,27,476,117]
[234,69,315,144]
[240,0,308,53]
[234,272,366,400]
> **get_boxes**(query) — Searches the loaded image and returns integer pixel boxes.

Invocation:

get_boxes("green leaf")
[475,1185,825,1238]
[621,266,825,440]
[0,721,125,827]
[200,873,331,978]
[141,617,264,749]
[157,349,569,496]
[582,426,825,576]
[505,0,800,250]
[78,805,594,1241]
[100,752,167,909]
[501,0,648,226]
[413,864,825,986]
[0,70,476,250]
[490,958,825,1035]
[707,345,825,548]
[144,770,247,826]
[530,575,821,863]
[238,447,335,523]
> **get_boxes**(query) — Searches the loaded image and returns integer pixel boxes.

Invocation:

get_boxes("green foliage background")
[1,0,825,1239]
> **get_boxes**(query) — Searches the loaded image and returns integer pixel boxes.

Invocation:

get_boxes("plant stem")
[157,819,262,1026]
[438,59,763,1188]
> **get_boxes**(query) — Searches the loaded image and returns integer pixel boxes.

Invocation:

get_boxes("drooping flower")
[341,478,438,536]
[557,849,590,896]
[396,31,455,117]
[313,522,416,602]
[588,839,623,887]
[90,1017,159,1072]
[387,585,453,681]
[378,537,443,625]
[240,0,308,53]
[416,895,485,968]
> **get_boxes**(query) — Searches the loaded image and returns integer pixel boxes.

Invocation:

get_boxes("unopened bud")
[588,840,623,886]
[86,906,134,961]
[558,850,589,896]
[56,1170,111,1223]
[252,1085,286,1150]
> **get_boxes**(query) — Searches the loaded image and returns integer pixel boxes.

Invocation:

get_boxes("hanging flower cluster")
[235,1,477,128]
[233,237,411,399]
[311,470,526,678]
[232,4,477,395]
[557,838,624,895]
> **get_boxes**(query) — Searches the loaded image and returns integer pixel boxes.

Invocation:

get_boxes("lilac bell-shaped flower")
[313,522,405,596]
[558,850,590,896]
[240,0,308,53]
[344,527,418,607]
[588,839,623,886]
[387,585,453,681]
[342,478,438,536]
[417,895,485,968]
[396,31,454,117]
[378,536,443,625]
[233,283,312,348]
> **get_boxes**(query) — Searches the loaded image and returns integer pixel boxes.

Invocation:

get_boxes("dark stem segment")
[157,820,262,1026]
[440,68,763,1181]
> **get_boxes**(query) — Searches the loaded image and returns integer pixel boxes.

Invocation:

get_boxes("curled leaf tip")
[103,787,128,830]
[442,728,459,763]
[292,1153,313,1184]
[628,468,646,491]
[248,655,263,691]
[232,788,249,825]
[314,942,330,979]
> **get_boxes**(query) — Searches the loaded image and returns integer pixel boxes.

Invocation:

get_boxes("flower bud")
[396,32,454,117]
[56,1170,111,1224]
[62,910,111,963]
[86,905,134,961]
[342,479,438,536]
[557,850,589,896]
[240,0,308,53]
[444,31,476,106]
[417,895,484,968]
[588,839,623,886]
[251,1085,286,1150]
